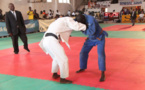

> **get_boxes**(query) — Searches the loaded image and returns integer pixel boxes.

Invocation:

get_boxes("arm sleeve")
[5,13,12,34]
[82,20,96,35]
[67,18,86,31]
[20,12,26,28]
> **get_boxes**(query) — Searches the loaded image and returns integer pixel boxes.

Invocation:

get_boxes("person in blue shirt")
[75,14,108,82]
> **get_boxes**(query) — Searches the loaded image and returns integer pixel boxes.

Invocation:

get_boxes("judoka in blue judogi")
[75,14,108,82]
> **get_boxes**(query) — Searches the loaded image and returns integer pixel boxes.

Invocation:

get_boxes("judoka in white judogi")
[39,17,86,83]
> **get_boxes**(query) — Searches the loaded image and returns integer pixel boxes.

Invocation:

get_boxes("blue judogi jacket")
[82,14,108,40]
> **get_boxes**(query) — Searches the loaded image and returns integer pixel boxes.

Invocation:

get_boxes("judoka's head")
[75,14,87,25]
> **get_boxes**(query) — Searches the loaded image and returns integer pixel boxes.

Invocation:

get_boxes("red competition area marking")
[0,37,145,90]
[103,25,145,31]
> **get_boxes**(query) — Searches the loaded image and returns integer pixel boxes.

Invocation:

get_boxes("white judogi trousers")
[43,36,69,78]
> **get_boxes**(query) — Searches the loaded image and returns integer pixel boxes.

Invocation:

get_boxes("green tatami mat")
[71,31,145,39]
[0,33,44,50]
[0,74,104,90]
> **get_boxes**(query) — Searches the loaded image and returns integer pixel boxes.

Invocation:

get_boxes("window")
[63,0,67,3]
[59,0,63,3]
[66,0,70,3]
[47,0,52,2]
[59,0,70,3]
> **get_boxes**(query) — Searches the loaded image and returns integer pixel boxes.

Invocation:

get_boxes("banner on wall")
[25,20,39,33]
[38,19,55,32]
[96,1,111,8]
[0,22,8,36]
[88,1,111,9]
[0,20,39,37]
[119,0,143,5]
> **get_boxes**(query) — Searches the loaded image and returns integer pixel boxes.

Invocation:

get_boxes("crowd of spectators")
[0,9,5,21]
[27,7,80,20]
[0,7,83,21]
[120,7,145,23]
[120,8,144,15]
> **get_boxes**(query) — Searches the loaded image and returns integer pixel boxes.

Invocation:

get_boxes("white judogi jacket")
[39,17,86,54]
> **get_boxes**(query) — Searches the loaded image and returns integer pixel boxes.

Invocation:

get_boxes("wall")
[106,2,145,12]
[0,0,76,20]
[107,4,123,12]
[84,1,145,13]
[75,0,84,10]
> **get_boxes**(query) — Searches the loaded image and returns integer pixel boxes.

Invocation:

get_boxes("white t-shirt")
[139,14,144,18]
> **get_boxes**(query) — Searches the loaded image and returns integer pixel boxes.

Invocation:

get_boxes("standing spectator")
[48,9,53,19]
[120,9,124,22]
[100,10,104,21]
[126,9,130,15]
[130,8,133,13]
[67,10,71,16]
[5,3,30,54]
[0,9,4,21]
[138,8,141,14]
[131,9,137,26]
[140,9,144,14]
[34,9,39,19]
[88,0,91,8]
[27,7,34,20]
[124,8,127,15]
[135,9,138,15]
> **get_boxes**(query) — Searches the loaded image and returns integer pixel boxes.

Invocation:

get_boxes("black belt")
[45,33,58,40]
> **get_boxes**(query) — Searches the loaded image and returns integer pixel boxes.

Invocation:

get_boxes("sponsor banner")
[25,20,39,33]
[0,20,39,37]
[0,22,8,36]
[119,0,143,5]
[121,15,143,23]
[38,19,55,32]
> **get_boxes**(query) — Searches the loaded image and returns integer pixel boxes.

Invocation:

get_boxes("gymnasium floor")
[0,23,145,90]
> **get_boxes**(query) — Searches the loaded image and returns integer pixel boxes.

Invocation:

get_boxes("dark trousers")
[131,18,136,26]
[79,34,106,71]
[11,29,28,52]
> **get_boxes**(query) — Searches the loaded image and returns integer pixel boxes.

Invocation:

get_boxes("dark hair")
[75,14,86,25]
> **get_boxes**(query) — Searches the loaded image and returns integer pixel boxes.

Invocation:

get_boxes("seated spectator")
[140,9,144,14]
[42,10,47,19]
[67,10,71,16]
[0,9,4,21]
[52,10,54,18]
[39,11,44,19]
[56,10,60,16]
[138,12,144,23]
[55,10,60,18]
[27,7,34,20]
[48,9,53,19]
[72,11,76,17]
[34,9,39,19]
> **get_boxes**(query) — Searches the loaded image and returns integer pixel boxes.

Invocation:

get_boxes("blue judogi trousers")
[79,34,106,71]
